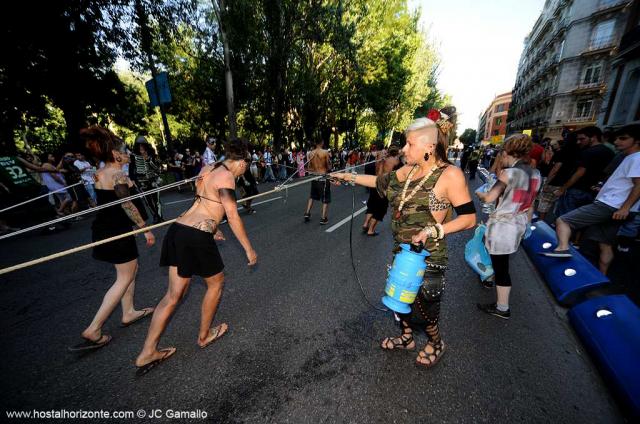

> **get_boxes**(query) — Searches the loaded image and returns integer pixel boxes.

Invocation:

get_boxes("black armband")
[218,188,237,201]
[454,201,476,215]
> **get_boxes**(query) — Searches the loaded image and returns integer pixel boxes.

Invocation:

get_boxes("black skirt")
[160,223,224,278]
[92,229,138,264]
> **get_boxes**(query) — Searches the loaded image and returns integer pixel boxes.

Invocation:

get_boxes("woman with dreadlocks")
[331,108,476,367]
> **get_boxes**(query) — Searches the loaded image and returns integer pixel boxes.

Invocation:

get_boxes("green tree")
[459,128,477,146]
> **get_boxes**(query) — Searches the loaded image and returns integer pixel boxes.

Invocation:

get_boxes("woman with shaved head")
[332,107,476,367]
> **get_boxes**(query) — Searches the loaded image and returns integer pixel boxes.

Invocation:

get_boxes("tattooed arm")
[113,171,155,246]
[113,172,146,228]
[218,173,257,266]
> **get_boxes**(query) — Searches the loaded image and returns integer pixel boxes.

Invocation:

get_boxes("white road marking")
[250,196,282,207]
[325,206,367,233]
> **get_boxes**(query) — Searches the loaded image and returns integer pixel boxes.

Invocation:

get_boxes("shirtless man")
[304,139,332,224]
[135,137,257,376]
[362,146,401,235]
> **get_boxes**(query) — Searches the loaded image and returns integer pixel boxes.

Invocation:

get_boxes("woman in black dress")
[69,127,156,351]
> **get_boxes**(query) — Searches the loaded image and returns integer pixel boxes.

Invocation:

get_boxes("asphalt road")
[0,173,624,423]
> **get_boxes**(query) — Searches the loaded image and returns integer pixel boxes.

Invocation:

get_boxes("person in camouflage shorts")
[332,112,476,367]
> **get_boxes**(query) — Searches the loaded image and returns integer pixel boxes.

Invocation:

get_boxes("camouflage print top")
[376,165,450,268]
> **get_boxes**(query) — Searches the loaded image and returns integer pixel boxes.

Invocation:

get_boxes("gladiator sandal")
[416,324,446,368]
[381,324,415,351]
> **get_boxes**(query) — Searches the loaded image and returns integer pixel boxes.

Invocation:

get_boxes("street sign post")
[145,72,172,107]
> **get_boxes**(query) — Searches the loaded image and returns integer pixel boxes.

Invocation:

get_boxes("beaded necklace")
[394,163,438,219]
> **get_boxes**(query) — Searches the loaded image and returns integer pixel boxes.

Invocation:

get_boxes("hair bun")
[224,137,249,161]
[80,126,121,162]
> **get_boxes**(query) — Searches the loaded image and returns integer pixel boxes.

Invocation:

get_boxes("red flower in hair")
[427,109,441,122]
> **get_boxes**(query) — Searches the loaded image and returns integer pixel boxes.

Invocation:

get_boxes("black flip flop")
[68,334,112,352]
[135,348,176,377]
[120,308,154,327]
[367,232,380,237]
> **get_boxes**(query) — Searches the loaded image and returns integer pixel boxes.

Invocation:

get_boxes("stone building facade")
[599,0,640,128]
[508,0,634,139]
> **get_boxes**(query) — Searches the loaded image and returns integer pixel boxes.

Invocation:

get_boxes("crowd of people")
[534,125,640,278]
[464,124,639,280]
[2,129,402,238]
[3,114,637,377]
[24,109,473,373]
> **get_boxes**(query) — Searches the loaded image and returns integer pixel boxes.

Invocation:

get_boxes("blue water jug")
[382,243,429,314]
[464,224,494,282]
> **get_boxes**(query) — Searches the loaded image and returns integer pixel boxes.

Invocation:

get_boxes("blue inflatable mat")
[521,220,609,304]
[568,295,640,418]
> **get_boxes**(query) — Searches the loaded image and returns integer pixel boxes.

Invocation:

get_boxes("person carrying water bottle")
[331,108,476,368]
[476,134,541,319]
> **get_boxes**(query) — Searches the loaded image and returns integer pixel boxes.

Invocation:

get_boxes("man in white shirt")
[262,147,276,182]
[202,137,217,166]
[250,151,259,179]
[544,125,640,274]
[74,152,97,207]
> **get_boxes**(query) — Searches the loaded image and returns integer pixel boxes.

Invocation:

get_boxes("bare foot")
[121,307,154,326]
[198,323,228,348]
[136,347,177,368]
[81,328,102,343]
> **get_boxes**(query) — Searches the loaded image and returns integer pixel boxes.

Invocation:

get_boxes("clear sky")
[409,0,545,132]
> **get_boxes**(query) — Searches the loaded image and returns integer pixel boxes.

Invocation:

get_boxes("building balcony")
[572,81,606,94]
[567,115,596,123]
[596,0,630,13]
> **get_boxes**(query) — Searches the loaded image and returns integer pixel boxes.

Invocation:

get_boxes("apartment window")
[590,20,615,49]
[495,117,503,126]
[575,98,594,118]
[582,62,602,85]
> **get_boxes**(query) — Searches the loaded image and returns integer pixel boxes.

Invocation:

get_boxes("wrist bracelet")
[422,224,444,240]
[422,225,436,239]
[350,174,357,185]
